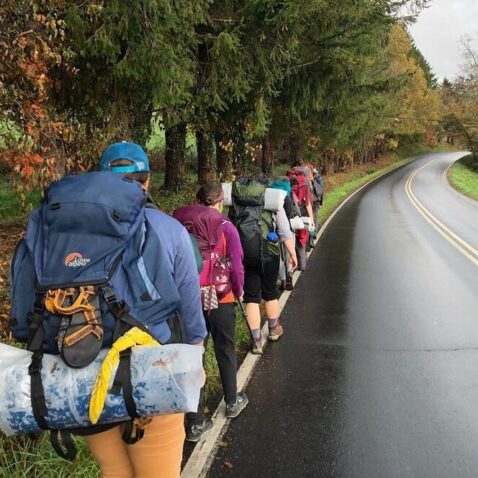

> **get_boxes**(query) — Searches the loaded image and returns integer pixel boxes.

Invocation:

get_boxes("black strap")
[166,314,186,344]
[27,297,45,352]
[29,352,49,430]
[122,420,145,445]
[110,353,126,395]
[100,285,149,337]
[27,294,79,461]
[120,350,138,419]
[100,286,140,419]
[50,430,77,461]
[27,295,50,431]
[110,349,138,419]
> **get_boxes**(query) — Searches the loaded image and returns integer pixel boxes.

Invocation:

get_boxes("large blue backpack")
[9,172,182,457]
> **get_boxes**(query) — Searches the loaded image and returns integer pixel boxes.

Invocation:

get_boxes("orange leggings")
[84,414,185,478]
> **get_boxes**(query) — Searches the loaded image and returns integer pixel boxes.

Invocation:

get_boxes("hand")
[237,293,244,302]
[289,254,298,272]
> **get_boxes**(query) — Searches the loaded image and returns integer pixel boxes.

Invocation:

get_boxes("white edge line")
[181,154,422,478]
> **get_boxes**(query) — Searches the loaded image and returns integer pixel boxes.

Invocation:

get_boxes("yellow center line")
[405,160,478,268]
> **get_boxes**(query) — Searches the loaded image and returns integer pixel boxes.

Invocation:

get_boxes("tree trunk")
[197,130,215,184]
[232,128,247,176]
[164,122,186,192]
[215,131,232,181]
[290,130,303,166]
[262,130,274,176]
[334,156,340,173]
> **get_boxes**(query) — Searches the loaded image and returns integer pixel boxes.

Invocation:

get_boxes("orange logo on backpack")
[64,252,91,268]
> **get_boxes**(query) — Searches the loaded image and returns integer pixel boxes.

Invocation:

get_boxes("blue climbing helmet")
[99,141,150,173]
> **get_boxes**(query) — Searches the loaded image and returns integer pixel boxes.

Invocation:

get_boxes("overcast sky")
[408,0,478,80]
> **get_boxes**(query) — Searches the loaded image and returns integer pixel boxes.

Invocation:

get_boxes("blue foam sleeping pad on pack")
[0,343,204,435]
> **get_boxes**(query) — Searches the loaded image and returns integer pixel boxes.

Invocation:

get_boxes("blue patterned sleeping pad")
[0,343,204,435]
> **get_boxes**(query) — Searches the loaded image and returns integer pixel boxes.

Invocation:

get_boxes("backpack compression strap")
[27,294,77,461]
[100,284,147,441]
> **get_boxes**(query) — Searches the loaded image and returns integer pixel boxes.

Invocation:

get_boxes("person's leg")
[243,265,263,352]
[83,426,134,478]
[186,322,210,441]
[262,257,283,341]
[207,303,248,417]
[245,302,261,331]
[207,303,238,404]
[296,242,307,270]
[309,202,318,248]
[127,414,185,478]
[264,299,280,320]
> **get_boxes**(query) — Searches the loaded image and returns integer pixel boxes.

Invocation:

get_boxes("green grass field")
[448,156,478,202]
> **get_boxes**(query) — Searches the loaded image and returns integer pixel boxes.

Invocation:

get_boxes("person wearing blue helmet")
[99,141,152,186]
[83,141,207,478]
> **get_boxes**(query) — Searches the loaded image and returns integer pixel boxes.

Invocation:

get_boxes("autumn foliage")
[0,0,441,193]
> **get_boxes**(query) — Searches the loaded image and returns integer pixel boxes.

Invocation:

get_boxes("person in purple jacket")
[173,183,248,442]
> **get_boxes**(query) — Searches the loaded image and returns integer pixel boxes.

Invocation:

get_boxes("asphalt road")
[208,152,478,478]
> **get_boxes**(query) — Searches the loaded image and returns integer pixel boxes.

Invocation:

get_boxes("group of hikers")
[7,141,324,478]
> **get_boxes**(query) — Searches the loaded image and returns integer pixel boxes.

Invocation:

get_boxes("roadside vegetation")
[448,155,478,202]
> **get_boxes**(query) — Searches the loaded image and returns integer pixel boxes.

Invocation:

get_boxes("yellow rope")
[89,327,159,425]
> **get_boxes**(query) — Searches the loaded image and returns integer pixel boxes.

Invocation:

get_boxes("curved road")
[208,152,478,478]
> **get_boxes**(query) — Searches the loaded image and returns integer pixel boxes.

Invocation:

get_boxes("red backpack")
[287,168,309,210]
[173,205,232,309]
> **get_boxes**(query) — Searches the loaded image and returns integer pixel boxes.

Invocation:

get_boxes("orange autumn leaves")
[1,2,71,192]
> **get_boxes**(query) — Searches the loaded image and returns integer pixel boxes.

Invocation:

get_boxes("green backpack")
[230,176,280,266]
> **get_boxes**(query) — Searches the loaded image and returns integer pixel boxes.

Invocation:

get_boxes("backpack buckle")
[28,354,43,375]
[101,285,117,305]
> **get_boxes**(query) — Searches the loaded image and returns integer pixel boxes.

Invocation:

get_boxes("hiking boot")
[185,417,213,443]
[268,322,284,341]
[226,393,249,419]
[251,339,264,354]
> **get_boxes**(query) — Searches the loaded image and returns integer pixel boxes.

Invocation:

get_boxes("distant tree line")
[0,0,442,191]
[440,36,478,164]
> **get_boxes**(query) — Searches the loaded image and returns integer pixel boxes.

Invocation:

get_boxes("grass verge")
[447,155,478,202]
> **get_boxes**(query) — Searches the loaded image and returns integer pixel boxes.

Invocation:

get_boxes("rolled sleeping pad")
[222,183,287,212]
[222,182,233,208]
[0,343,204,436]
[301,217,315,232]
[290,216,305,231]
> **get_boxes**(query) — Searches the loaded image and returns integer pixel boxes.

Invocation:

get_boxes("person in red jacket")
[173,183,248,442]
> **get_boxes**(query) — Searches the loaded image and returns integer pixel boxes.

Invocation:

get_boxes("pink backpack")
[173,205,232,309]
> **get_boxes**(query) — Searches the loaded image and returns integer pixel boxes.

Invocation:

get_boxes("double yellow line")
[405,160,478,268]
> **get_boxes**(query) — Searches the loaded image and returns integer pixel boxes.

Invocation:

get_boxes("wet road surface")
[208,152,478,478]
